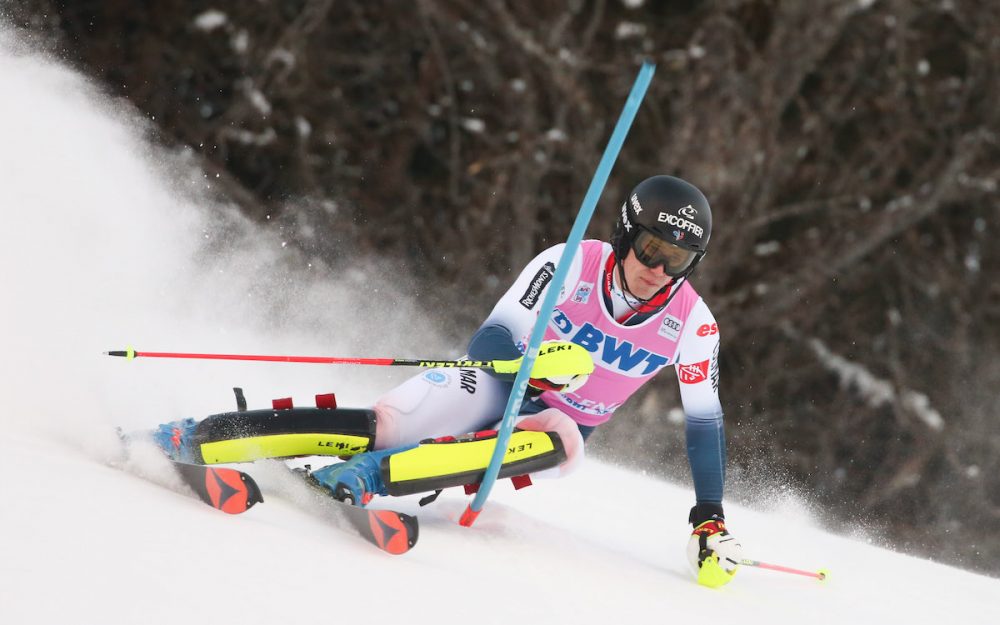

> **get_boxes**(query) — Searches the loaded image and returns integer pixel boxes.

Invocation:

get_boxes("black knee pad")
[192,407,376,464]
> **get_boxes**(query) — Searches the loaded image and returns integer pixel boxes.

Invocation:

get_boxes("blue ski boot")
[152,418,199,463]
[311,448,398,506]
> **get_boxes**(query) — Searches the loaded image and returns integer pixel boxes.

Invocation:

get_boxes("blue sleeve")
[685,413,726,504]
[467,324,523,382]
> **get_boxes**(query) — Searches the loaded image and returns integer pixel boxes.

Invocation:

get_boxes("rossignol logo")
[620,202,633,232]
[630,193,644,214]
[550,309,672,377]
[519,262,555,309]
[657,210,704,237]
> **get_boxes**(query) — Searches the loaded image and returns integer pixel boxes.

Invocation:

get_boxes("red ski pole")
[104,346,519,372]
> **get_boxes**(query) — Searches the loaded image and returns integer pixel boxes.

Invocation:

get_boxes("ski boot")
[311,448,396,506]
[152,418,199,463]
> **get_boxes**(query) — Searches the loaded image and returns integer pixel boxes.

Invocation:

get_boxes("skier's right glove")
[493,340,594,394]
[686,503,743,588]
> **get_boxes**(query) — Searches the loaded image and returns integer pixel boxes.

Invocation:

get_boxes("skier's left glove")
[687,503,743,588]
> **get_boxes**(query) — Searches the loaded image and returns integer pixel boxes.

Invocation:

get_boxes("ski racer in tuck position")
[155,175,743,586]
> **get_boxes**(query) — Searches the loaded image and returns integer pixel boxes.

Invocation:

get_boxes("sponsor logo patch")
[459,369,477,394]
[554,393,622,417]
[658,314,683,341]
[696,323,719,337]
[620,202,633,232]
[657,211,704,238]
[572,281,594,304]
[630,193,644,214]
[550,309,672,377]
[678,360,710,384]
[519,262,556,309]
[710,341,720,392]
[423,371,450,387]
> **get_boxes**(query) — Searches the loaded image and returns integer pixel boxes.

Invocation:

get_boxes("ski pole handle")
[740,558,829,581]
[104,346,520,372]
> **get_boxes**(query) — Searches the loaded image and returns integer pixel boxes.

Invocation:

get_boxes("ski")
[170,461,264,514]
[115,426,264,514]
[294,468,419,555]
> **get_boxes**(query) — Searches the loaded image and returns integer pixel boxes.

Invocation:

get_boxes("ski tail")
[171,461,264,514]
[360,509,420,555]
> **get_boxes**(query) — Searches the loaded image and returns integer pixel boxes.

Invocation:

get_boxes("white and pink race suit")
[372,240,726,502]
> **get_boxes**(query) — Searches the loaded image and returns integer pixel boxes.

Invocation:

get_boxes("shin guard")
[192,407,376,464]
[382,429,566,496]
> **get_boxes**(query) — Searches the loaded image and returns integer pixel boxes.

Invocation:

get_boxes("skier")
[155,175,742,586]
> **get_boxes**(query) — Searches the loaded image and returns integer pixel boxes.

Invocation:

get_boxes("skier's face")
[621,249,672,299]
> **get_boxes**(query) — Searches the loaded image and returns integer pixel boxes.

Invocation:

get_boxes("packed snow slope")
[1,27,997,625]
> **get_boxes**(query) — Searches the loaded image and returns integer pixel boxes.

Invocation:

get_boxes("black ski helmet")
[610,175,713,301]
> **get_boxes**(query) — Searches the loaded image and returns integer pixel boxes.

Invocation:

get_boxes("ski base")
[171,461,264,514]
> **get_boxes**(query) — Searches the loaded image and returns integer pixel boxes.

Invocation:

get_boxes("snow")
[2,26,999,625]
[615,21,647,40]
[461,117,486,133]
[193,10,228,32]
[246,85,273,116]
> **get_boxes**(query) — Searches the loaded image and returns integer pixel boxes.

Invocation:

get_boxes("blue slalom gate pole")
[460,61,656,526]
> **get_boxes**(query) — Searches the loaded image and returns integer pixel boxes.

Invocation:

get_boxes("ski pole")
[740,558,829,581]
[104,347,524,373]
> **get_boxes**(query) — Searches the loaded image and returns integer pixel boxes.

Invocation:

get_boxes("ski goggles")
[630,228,698,276]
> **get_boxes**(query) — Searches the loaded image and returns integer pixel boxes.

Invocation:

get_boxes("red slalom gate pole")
[740,559,829,581]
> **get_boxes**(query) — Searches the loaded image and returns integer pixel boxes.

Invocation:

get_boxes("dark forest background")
[7,1,1000,575]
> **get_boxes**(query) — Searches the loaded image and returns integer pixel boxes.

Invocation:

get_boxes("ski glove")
[493,340,594,394]
[687,503,743,588]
